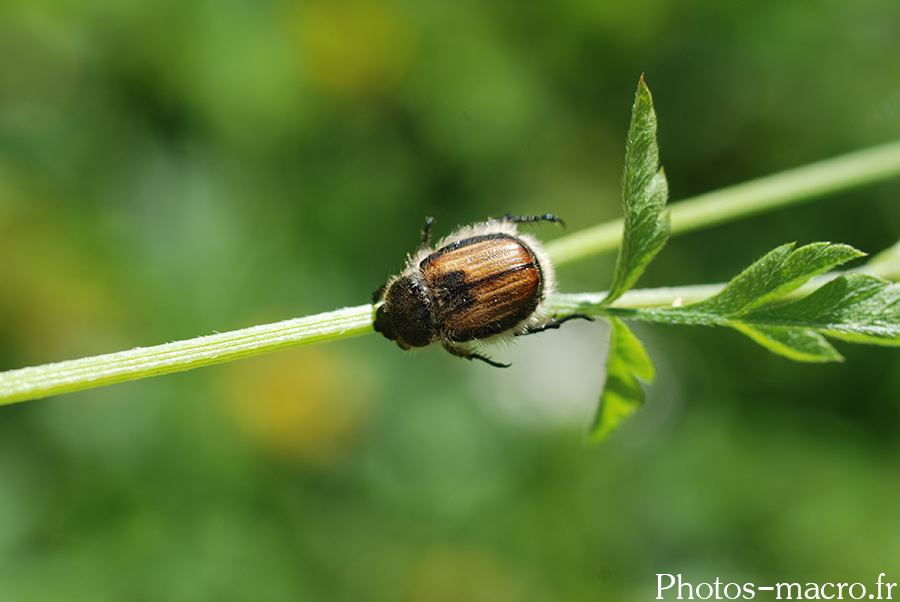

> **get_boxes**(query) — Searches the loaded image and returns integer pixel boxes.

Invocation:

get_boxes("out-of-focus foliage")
[1,0,900,599]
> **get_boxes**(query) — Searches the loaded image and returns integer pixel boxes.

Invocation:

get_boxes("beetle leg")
[497,214,565,228]
[517,313,594,337]
[443,342,511,368]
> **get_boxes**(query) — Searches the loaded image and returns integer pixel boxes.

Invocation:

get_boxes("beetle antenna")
[419,216,435,250]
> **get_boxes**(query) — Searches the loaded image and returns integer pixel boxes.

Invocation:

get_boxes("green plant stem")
[7,258,898,406]
[550,286,725,312]
[550,273,847,316]
[2,140,900,405]
[546,139,900,266]
[0,288,716,406]
[0,305,374,406]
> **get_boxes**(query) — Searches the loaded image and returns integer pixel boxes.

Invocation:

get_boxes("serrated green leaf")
[588,318,655,444]
[603,76,670,305]
[691,242,865,316]
[616,268,900,362]
[746,273,900,345]
[729,324,843,362]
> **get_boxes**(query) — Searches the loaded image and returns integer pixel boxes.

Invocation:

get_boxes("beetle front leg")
[517,314,594,337]
[443,342,510,368]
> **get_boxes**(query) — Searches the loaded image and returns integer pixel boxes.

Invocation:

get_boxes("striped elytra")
[419,234,543,342]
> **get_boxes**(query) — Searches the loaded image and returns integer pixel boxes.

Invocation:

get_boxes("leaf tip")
[635,75,653,106]
[638,73,650,90]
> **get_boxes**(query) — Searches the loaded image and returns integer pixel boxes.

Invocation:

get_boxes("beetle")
[372,214,590,367]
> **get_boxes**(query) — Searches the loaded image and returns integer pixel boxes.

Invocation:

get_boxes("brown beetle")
[372,214,589,367]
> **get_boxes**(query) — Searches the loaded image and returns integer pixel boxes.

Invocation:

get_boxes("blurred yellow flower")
[222,348,375,466]
[288,0,414,98]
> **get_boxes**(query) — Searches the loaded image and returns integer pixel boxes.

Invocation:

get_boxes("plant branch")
[7,255,898,407]
[0,305,374,406]
[546,139,900,266]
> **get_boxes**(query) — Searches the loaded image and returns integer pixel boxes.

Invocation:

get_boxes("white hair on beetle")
[406,217,558,350]
[373,213,586,368]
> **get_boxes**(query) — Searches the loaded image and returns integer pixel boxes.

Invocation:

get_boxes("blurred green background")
[2,0,900,599]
